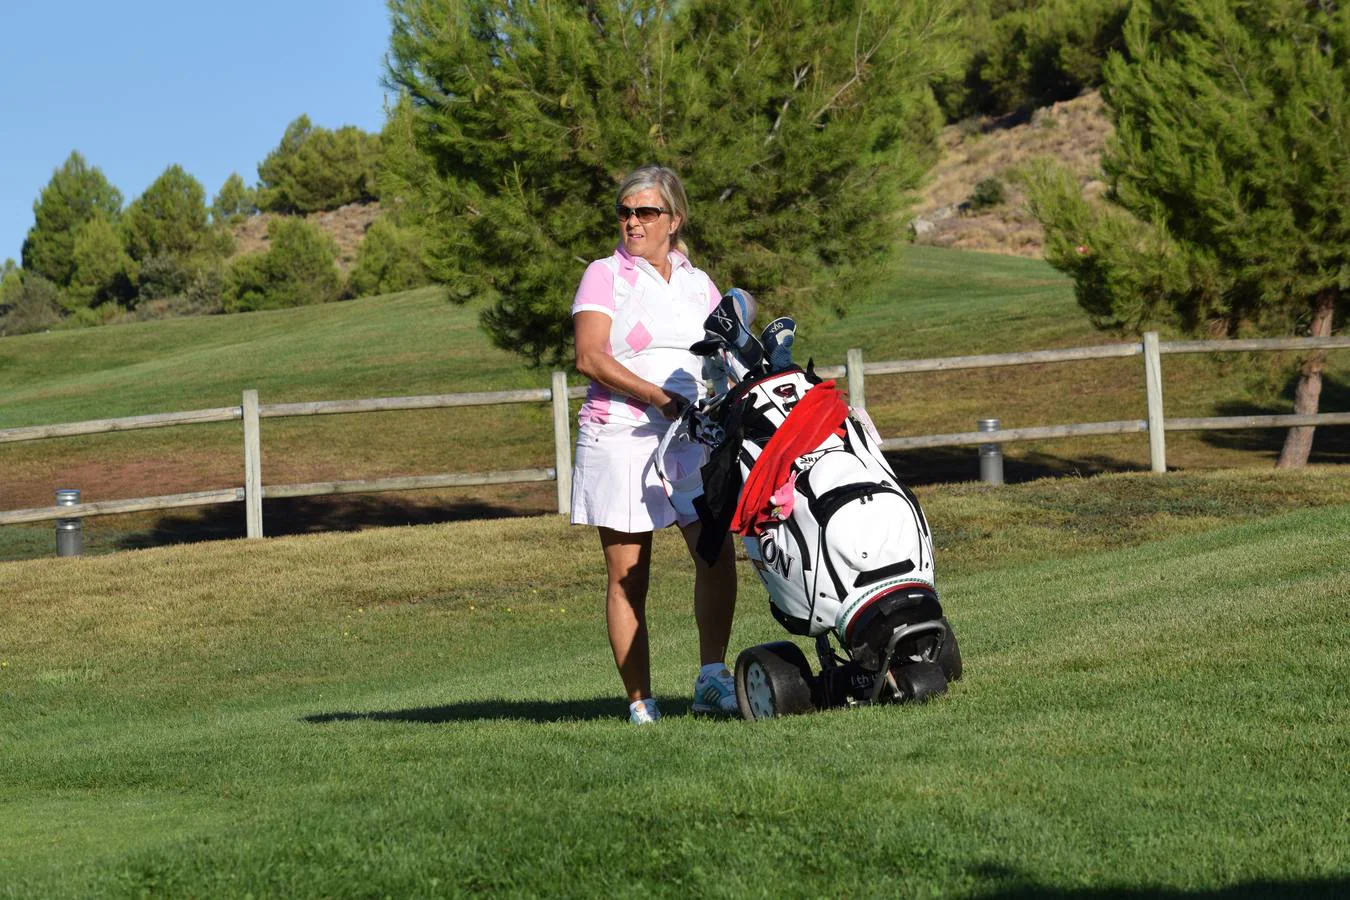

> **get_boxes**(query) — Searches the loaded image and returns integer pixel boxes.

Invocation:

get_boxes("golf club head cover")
[690,289,764,378]
[760,316,796,372]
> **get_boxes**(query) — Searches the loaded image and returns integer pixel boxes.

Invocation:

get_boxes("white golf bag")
[659,292,958,708]
[734,370,936,644]
[662,368,938,653]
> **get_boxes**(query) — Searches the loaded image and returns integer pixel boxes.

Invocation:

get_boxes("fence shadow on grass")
[970,867,1350,899]
[116,493,552,551]
[1198,373,1350,464]
[884,447,1145,486]
[106,448,1144,555]
[110,386,1349,556]
[304,695,696,725]
[103,448,1142,556]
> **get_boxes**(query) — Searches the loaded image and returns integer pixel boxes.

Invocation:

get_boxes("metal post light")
[978,419,1004,486]
[55,489,83,557]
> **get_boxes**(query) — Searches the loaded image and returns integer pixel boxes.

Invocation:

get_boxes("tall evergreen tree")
[935,0,1130,120]
[122,164,212,262]
[212,172,258,224]
[21,152,123,287]
[226,217,342,312]
[68,213,137,309]
[348,216,431,298]
[1025,0,1348,468]
[256,115,381,214]
[384,0,953,365]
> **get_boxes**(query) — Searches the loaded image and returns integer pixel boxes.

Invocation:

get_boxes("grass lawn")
[1,470,1347,897]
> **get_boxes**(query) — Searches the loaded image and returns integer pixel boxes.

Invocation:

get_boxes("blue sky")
[0,1,392,264]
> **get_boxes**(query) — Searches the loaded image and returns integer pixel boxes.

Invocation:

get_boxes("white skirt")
[570,420,706,532]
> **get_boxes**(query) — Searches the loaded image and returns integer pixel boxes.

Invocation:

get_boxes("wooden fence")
[2,333,1347,538]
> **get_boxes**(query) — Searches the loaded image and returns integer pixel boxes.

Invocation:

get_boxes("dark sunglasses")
[615,204,670,224]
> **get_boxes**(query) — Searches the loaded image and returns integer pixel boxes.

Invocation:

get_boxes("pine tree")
[384,0,953,365]
[933,0,1130,120]
[122,164,212,262]
[68,213,137,309]
[256,115,381,214]
[348,216,431,298]
[212,172,258,224]
[226,217,341,312]
[1025,0,1348,468]
[21,152,123,287]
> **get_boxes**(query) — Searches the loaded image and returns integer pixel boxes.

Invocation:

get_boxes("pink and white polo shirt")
[572,245,721,427]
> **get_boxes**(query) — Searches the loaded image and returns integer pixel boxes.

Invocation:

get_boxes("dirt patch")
[909,91,1112,257]
[3,453,239,510]
[231,202,382,275]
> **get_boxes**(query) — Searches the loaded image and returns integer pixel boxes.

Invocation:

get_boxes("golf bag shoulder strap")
[811,481,905,527]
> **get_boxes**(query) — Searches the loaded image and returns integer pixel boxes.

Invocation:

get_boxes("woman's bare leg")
[679,522,738,666]
[598,527,654,702]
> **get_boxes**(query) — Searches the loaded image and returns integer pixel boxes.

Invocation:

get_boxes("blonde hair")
[616,165,690,256]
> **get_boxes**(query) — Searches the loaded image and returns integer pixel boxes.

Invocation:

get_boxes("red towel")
[732,381,848,536]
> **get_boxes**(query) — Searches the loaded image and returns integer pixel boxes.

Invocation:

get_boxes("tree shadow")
[884,447,1146,487]
[968,863,1348,899]
[1198,372,1350,463]
[303,695,696,725]
[115,493,551,551]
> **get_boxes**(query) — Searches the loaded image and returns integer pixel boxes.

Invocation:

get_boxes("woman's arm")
[574,311,685,418]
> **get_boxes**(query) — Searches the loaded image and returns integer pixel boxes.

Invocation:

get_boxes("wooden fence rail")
[2,333,1346,538]
[0,407,242,444]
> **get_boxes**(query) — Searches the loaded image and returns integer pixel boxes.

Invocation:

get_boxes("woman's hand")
[654,389,689,420]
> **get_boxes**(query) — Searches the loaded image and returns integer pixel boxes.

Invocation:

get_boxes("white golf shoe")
[692,666,738,715]
[628,698,661,725]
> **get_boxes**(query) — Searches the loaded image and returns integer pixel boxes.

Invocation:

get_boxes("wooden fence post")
[846,348,866,410]
[1143,332,1167,473]
[551,371,572,516]
[242,390,264,537]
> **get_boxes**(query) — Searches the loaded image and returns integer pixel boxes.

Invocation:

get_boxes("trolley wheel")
[892,661,948,703]
[938,617,963,682]
[734,641,816,720]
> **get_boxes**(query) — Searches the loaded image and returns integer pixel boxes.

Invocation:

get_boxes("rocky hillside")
[230,202,382,275]
[909,91,1112,258]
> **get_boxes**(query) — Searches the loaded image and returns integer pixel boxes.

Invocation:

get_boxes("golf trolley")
[662,290,962,720]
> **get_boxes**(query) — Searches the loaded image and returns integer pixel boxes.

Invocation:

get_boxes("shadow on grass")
[1198,373,1350,464]
[102,448,1144,555]
[970,864,1349,899]
[116,493,552,551]
[884,446,1146,486]
[303,695,697,725]
[107,374,1347,555]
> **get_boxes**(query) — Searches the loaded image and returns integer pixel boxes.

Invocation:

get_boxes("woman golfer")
[570,165,740,724]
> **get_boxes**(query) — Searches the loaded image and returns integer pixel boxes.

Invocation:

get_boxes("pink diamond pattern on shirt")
[571,245,719,428]
[580,384,612,425]
[626,321,653,353]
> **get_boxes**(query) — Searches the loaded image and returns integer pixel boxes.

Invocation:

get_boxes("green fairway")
[2,471,1347,897]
